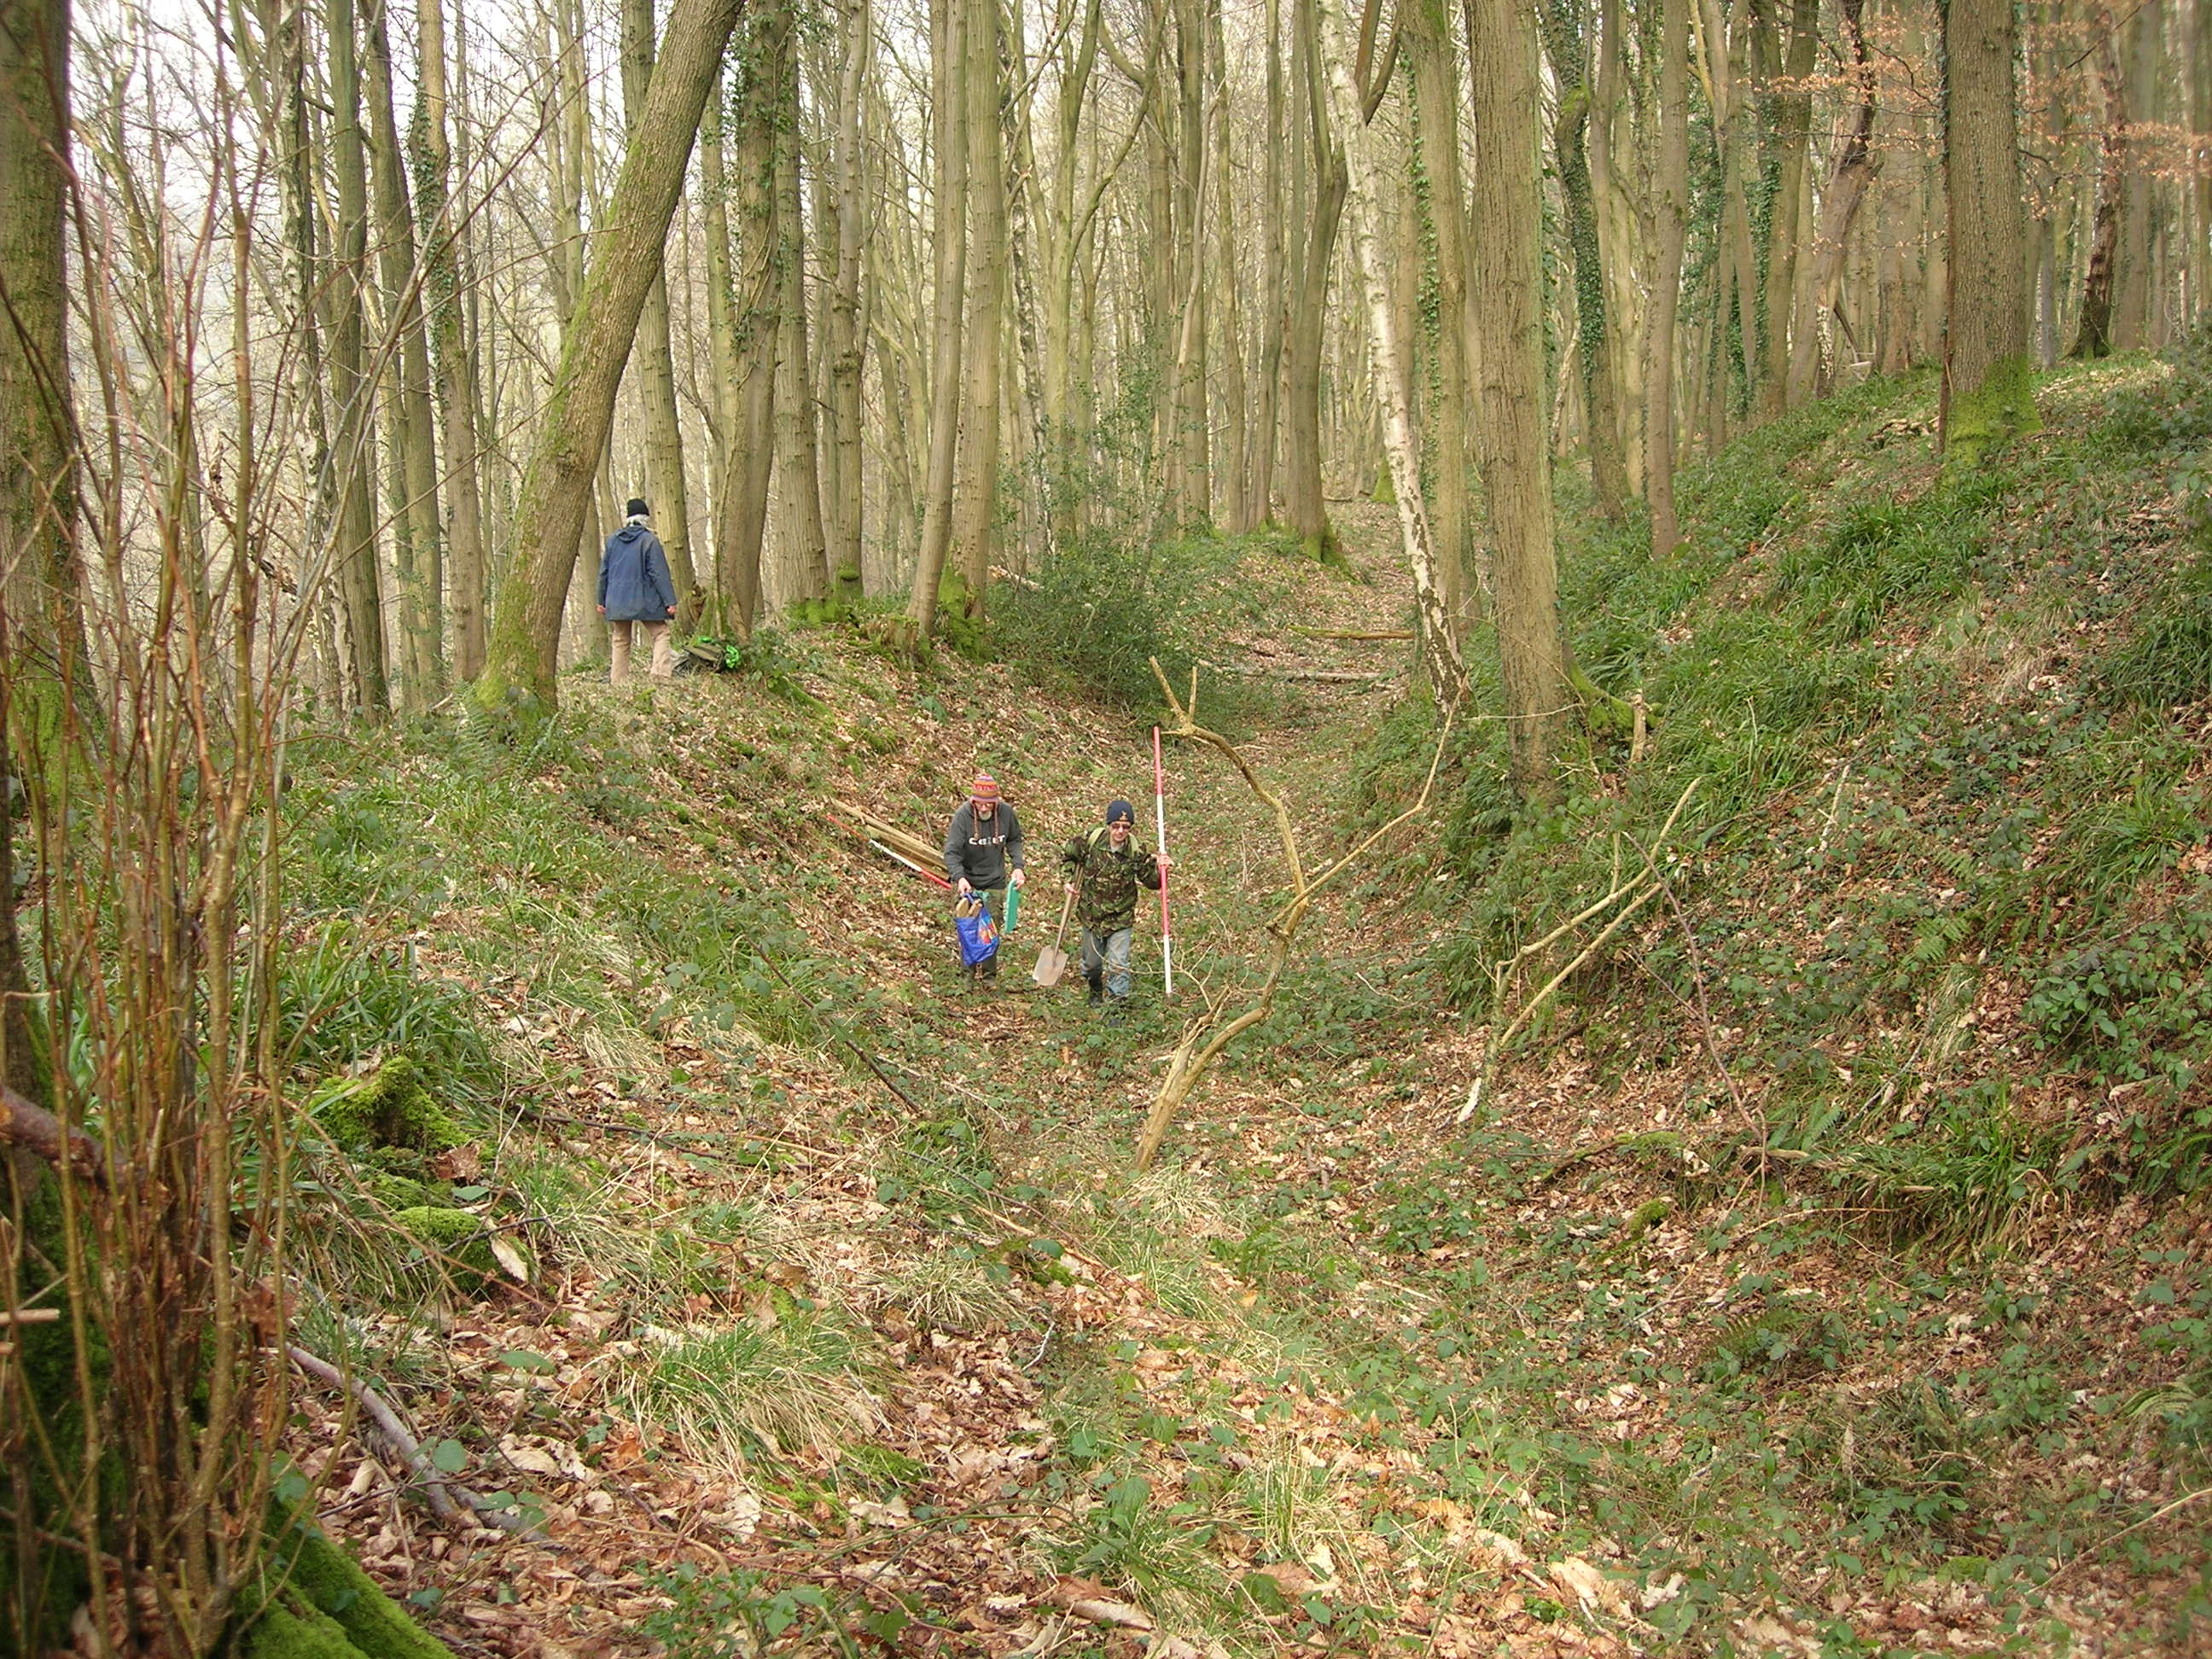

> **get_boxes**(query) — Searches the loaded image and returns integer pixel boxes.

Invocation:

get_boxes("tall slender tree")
[413,0,488,681]
[476,0,751,709]
[951,0,1007,614]
[1645,0,1690,556]
[715,8,785,634]
[1410,0,1478,626]
[1283,0,1346,558]
[326,0,388,714]
[0,0,88,765]
[1942,0,2037,468]
[363,0,445,705]
[824,0,870,597]
[1465,0,1568,794]
[902,0,969,644]
[623,0,700,623]
[770,3,833,608]
[1540,0,1628,520]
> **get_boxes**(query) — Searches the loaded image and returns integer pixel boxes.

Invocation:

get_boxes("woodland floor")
[277,482,2209,1656]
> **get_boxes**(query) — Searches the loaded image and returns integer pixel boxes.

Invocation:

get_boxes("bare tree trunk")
[622,0,699,625]
[825,0,870,598]
[1591,0,1643,493]
[1704,0,1759,416]
[1943,0,2037,468]
[1645,0,1689,558]
[1786,0,1878,405]
[1756,0,1818,420]
[1411,0,1476,623]
[2193,0,2211,326]
[0,0,89,772]
[327,0,388,715]
[1538,0,1627,521]
[699,67,740,544]
[2113,0,2160,348]
[951,0,1005,616]
[1249,0,1286,523]
[270,0,338,707]
[413,0,487,681]
[1464,0,1567,795]
[363,0,445,708]
[476,0,748,710]
[1284,0,1346,559]
[1209,0,1250,533]
[715,5,783,635]
[1170,0,1209,523]
[903,0,969,642]
[771,8,833,607]
[2072,16,2125,360]
[1323,0,1469,696]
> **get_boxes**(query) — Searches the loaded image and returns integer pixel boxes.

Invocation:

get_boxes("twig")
[2039,1487,2212,1592]
[1462,782,1701,1123]
[1625,805,1761,1148]
[287,1345,460,1524]
[1136,661,1458,1168]
[286,1346,549,1540]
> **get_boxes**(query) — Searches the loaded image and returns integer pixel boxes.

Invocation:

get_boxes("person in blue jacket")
[597,498,678,683]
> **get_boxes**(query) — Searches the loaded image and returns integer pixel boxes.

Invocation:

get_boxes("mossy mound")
[392,1207,500,1289]
[241,1511,455,1658]
[310,1057,464,1155]
[359,1169,434,1212]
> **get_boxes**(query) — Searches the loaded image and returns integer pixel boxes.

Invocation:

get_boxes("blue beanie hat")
[1105,799,1135,825]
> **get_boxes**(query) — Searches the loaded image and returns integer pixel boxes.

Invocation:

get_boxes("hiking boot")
[1086,972,1103,1006]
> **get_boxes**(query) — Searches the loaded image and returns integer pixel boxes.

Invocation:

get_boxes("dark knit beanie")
[626,498,650,519]
[1105,799,1135,825]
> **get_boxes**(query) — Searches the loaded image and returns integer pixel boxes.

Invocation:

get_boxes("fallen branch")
[1293,627,1413,641]
[1461,782,1699,1123]
[286,1346,546,1538]
[1205,662,1390,684]
[1627,812,1761,1146]
[2039,1487,2212,1592]
[287,1346,460,1524]
[1136,661,1456,1169]
[829,800,942,870]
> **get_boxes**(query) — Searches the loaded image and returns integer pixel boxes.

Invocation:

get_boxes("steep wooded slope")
[274,351,2209,1656]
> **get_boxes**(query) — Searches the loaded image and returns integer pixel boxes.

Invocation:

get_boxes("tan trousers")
[609,620,674,684]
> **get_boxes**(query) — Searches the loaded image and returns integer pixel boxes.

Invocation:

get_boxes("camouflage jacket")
[1062,825,1161,933]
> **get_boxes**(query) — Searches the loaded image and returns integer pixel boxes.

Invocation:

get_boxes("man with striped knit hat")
[941,774,1027,984]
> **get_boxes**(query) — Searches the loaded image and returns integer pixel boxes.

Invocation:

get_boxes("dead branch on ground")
[286,1346,549,1538]
[1459,781,1699,1125]
[1135,659,1457,1171]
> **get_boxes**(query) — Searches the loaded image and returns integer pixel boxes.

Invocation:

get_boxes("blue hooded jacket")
[599,521,677,621]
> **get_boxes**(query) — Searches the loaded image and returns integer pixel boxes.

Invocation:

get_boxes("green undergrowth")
[992,523,1293,714]
[1379,351,2212,1211]
[1322,348,2212,1644]
[251,352,2212,1653]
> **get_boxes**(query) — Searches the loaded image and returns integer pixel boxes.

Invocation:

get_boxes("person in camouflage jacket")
[1060,798,1167,1008]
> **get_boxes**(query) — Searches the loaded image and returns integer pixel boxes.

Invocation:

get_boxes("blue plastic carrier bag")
[954,895,1000,966]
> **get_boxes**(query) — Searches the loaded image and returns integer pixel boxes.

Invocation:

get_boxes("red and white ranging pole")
[1153,726,1173,998]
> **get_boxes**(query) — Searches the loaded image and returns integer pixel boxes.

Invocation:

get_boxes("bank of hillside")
[279,349,2207,1658]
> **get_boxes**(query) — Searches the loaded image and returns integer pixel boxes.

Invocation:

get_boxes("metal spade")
[1032,889,1075,987]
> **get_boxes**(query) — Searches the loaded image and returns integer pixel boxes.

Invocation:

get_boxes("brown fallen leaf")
[1064,1598,1153,1632]
[1244,1563,1319,1599]
[1044,1575,1154,1631]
